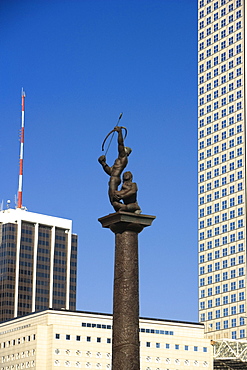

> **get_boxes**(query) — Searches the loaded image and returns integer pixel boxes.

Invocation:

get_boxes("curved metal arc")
[101,126,128,152]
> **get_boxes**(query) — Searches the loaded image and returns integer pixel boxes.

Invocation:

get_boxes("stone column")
[98,211,155,370]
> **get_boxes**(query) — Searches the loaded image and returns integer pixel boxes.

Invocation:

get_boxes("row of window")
[199,146,242,162]
[200,292,245,309]
[199,26,241,43]
[55,235,66,241]
[200,109,242,126]
[199,86,241,101]
[200,281,245,297]
[38,240,49,246]
[199,65,242,85]
[21,229,32,235]
[200,209,243,223]
[199,17,241,32]
[199,64,241,88]
[140,328,174,335]
[81,322,111,329]
[201,305,244,319]
[200,100,242,116]
[55,334,111,344]
[216,327,245,339]
[199,268,244,286]
[1,335,36,349]
[199,176,243,193]
[200,251,244,266]
[147,360,208,368]
[200,184,243,198]
[200,280,244,298]
[2,235,15,240]
[81,322,174,336]
[199,32,242,52]
[199,113,242,130]
[54,361,108,368]
[2,350,35,362]
[203,317,245,331]
[200,243,244,256]
[200,88,242,107]
[199,234,244,250]
[199,60,242,77]
[200,192,243,207]
[200,86,241,113]
[199,113,242,132]
[199,258,244,274]
[200,160,243,175]
[54,349,110,358]
[38,232,49,238]
[2,225,16,232]
[146,342,207,352]
[0,361,35,369]
[199,1,241,10]
[200,210,243,224]
[200,232,244,244]
[199,222,244,237]
[200,172,243,188]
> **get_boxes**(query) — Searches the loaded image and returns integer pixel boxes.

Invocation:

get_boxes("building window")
[239,304,244,313]
[240,330,245,339]
[239,292,245,301]
[232,331,237,339]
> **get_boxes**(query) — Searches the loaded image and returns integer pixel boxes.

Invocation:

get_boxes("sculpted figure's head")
[124,147,132,156]
[123,171,133,181]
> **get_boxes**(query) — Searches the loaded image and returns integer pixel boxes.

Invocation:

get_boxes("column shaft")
[112,230,140,370]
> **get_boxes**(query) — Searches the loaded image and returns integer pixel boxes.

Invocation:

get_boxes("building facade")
[198,0,246,340]
[0,309,213,369]
[0,208,77,322]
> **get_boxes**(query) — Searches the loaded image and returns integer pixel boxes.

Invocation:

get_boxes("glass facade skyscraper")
[198,0,245,340]
[0,208,77,323]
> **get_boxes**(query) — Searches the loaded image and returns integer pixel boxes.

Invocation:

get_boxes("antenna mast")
[17,88,25,209]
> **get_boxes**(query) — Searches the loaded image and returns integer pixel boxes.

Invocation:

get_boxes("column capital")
[98,211,155,234]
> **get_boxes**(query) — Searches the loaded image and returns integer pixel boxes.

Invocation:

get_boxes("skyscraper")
[198,0,244,340]
[0,208,77,322]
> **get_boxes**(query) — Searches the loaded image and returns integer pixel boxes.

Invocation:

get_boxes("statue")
[98,124,141,213]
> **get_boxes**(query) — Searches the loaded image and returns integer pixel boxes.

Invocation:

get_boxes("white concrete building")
[197,0,246,340]
[0,309,213,369]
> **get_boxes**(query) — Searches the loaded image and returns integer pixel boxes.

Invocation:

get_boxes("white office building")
[198,0,246,340]
[0,309,213,369]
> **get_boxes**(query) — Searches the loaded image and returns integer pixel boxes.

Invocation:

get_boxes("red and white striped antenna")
[17,88,26,209]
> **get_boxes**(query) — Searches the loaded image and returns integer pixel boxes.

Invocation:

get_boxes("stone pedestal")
[98,211,155,370]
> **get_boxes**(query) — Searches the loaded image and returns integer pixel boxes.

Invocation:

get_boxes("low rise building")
[0,309,213,369]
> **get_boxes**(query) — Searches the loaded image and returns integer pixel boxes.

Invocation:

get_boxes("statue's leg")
[109,176,121,206]
[125,203,141,213]
[113,201,124,212]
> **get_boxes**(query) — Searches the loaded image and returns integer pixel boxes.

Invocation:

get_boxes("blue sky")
[0,0,198,322]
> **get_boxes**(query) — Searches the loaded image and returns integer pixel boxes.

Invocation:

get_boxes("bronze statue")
[98,125,141,213]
